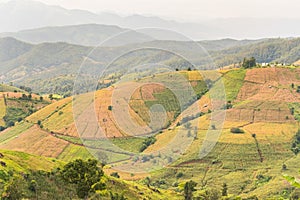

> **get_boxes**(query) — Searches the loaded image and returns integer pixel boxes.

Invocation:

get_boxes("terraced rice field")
[237,68,300,102]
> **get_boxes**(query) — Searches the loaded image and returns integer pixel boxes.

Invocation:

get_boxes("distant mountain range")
[0,24,154,46]
[1,0,300,40]
[0,36,300,95]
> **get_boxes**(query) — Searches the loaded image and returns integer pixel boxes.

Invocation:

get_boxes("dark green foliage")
[282,164,287,171]
[291,130,300,155]
[0,126,5,131]
[184,180,197,200]
[180,112,203,125]
[60,159,104,199]
[108,105,113,111]
[230,127,245,134]
[224,102,233,109]
[3,98,49,128]
[4,107,25,127]
[242,57,257,68]
[2,171,77,200]
[19,86,32,93]
[255,174,272,186]
[139,136,157,152]
[291,107,295,115]
[197,188,221,200]
[176,172,184,179]
[222,183,228,196]
[110,192,127,200]
[6,121,14,127]
[110,172,120,178]
[290,189,300,200]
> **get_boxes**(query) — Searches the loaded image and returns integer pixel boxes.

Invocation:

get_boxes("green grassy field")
[221,68,246,102]
[0,84,25,93]
[0,122,33,145]
[57,144,131,164]
[0,67,300,199]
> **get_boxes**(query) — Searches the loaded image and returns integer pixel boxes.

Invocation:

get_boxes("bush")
[7,121,15,127]
[291,130,300,155]
[230,127,244,134]
[110,172,120,178]
[0,126,5,131]
[139,136,157,152]
[176,172,184,179]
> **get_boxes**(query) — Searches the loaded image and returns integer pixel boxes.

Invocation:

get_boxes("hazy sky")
[6,0,300,21]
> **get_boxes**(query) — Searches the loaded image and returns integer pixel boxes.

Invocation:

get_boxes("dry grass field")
[0,125,69,157]
[0,95,6,126]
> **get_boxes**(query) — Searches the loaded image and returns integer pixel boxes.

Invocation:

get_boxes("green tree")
[110,172,120,178]
[222,183,228,196]
[242,57,257,68]
[184,180,197,200]
[110,192,127,200]
[60,159,104,199]
[2,176,25,200]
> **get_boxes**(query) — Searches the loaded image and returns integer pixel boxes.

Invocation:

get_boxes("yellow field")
[27,97,71,123]
[0,96,6,126]
[186,71,204,81]
[42,102,74,132]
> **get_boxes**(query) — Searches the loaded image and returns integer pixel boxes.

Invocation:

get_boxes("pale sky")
[9,0,300,21]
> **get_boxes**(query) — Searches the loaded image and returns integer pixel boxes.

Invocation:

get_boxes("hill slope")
[0,36,295,95]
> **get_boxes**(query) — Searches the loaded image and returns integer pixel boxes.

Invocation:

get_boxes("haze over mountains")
[1,0,300,40]
[1,0,300,95]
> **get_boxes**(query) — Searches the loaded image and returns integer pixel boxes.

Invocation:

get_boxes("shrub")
[176,172,184,179]
[110,172,120,178]
[291,130,300,155]
[139,136,157,152]
[7,121,15,127]
[0,126,5,131]
[282,164,287,170]
[230,127,244,134]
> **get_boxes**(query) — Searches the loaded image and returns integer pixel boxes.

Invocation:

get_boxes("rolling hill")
[2,36,300,96]
[0,84,50,131]
[0,67,300,198]
[0,24,154,46]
